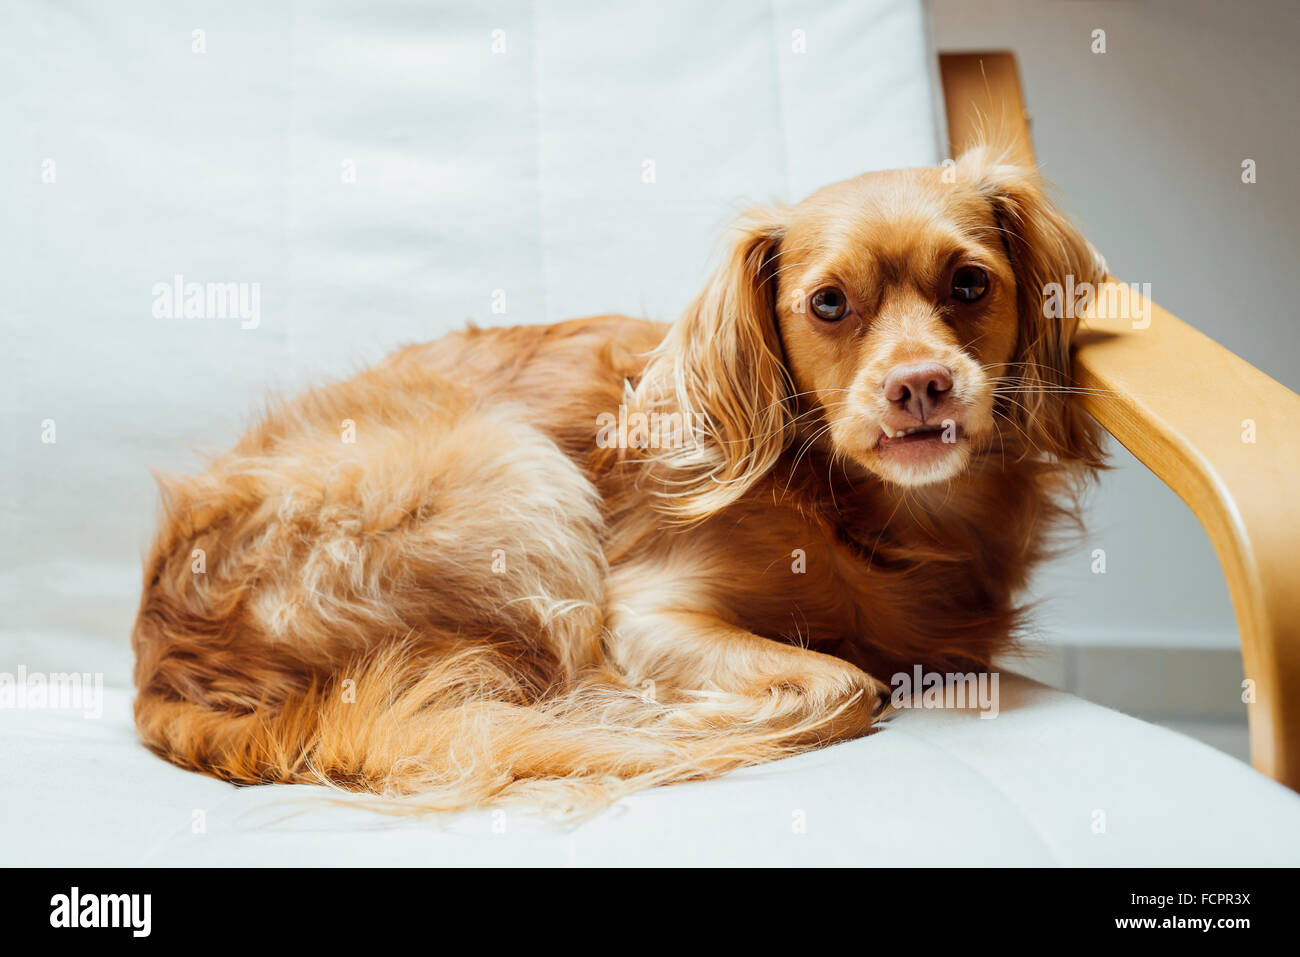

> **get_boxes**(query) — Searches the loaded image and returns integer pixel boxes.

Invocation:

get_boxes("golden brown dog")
[131,144,1105,812]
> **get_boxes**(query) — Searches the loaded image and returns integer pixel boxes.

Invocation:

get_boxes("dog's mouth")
[879,422,950,443]
[873,421,966,472]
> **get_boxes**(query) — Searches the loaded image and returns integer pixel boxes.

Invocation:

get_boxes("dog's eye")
[950,266,989,303]
[810,287,849,321]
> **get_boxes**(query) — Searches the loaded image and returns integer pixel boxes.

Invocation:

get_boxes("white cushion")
[3,669,1297,866]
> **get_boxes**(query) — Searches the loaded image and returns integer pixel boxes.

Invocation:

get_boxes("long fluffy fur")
[132,145,1105,815]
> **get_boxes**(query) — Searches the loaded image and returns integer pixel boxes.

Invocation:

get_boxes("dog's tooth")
[882,424,897,438]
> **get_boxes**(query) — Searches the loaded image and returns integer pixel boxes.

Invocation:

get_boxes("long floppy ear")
[958,144,1107,469]
[638,206,792,522]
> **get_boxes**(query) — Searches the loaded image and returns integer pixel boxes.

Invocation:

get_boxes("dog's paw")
[753,657,884,735]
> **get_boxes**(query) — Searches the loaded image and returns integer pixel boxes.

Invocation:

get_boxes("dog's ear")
[640,206,793,521]
[958,145,1106,469]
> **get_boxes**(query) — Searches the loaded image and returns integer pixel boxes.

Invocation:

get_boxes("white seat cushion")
[3,667,1297,866]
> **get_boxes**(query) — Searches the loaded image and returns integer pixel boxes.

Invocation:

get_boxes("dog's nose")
[882,362,953,421]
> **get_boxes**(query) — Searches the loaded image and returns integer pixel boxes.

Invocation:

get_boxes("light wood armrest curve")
[1076,287,1300,788]
[940,50,1300,790]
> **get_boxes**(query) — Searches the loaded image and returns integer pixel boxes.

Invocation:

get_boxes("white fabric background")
[1,0,941,681]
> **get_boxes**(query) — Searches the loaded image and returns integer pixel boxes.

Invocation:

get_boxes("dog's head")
[648,144,1106,518]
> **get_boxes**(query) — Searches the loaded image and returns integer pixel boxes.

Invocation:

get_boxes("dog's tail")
[133,640,875,816]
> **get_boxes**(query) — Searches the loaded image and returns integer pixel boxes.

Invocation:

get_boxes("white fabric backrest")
[0,0,941,663]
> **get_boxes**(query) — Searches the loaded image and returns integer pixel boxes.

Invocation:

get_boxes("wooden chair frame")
[939,52,1300,791]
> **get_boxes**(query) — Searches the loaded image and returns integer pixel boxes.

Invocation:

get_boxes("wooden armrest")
[1075,292,1300,788]
[941,51,1300,790]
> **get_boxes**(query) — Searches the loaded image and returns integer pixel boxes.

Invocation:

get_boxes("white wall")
[930,0,1300,649]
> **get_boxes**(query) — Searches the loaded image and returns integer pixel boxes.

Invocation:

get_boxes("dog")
[131,143,1105,813]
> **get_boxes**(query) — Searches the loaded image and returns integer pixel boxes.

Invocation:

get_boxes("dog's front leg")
[605,603,883,744]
